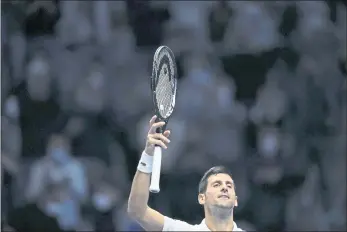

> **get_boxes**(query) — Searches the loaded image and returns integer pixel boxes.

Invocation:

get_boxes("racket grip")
[149,146,162,193]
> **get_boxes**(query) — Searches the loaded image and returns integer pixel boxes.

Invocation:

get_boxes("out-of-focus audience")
[7,182,68,232]
[25,134,87,231]
[1,1,346,231]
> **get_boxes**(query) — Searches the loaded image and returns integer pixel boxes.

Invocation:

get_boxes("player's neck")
[205,207,234,231]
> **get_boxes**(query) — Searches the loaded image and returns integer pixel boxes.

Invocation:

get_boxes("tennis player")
[128,115,244,231]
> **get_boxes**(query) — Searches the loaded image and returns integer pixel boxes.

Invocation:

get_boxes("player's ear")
[198,193,205,205]
[235,196,238,207]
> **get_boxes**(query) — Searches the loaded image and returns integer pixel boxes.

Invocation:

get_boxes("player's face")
[199,173,237,209]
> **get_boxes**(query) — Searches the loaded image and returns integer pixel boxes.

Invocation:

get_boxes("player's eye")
[213,183,220,187]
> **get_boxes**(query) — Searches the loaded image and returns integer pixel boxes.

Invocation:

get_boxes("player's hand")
[144,115,171,156]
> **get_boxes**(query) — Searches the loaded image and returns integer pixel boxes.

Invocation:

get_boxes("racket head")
[151,45,177,132]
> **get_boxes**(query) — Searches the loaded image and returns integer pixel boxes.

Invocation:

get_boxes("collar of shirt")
[200,219,244,231]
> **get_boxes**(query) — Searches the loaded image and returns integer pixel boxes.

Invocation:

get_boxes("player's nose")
[221,186,228,193]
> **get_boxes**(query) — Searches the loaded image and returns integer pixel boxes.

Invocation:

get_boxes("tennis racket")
[149,46,177,193]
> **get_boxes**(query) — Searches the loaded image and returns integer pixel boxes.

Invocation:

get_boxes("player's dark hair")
[198,166,232,194]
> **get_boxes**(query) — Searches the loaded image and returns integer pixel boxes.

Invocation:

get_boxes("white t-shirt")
[163,216,244,231]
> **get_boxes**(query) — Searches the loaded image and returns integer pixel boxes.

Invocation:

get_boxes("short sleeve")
[163,216,194,231]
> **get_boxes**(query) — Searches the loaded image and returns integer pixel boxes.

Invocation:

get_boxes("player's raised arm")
[127,115,171,231]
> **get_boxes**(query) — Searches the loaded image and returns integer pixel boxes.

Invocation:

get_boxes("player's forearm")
[127,170,151,219]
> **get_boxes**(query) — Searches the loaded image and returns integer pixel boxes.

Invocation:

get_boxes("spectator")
[292,22,342,131]
[7,182,67,232]
[52,46,90,110]
[247,63,291,230]
[104,20,135,67]
[1,95,22,163]
[26,134,87,202]
[208,1,232,43]
[168,0,212,42]
[92,1,111,45]
[249,64,288,161]
[317,135,346,230]
[47,180,83,231]
[108,141,130,190]
[74,57,106,115]
[204,71,247,163]
[92,177,122,231]
[1,95,22,218]
[2,2,346,230]
[56,1,92,47]
[14,48,68,158]
[176,53,215,120]
[297,53,344,135]
[65,114,113,167]
[60,55,114,163]
[285,165,330,230]
[8,31,26,85]
[250,64,288,126]
[164,1,213,55]
[108,58,151,127]
[2,2,27,85]
[223,1,282,54]
[294,1,331,41]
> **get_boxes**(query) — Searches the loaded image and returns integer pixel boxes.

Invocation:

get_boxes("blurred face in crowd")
[199,174,238,212]
[47,134,71,166]
[297,1,330,37]
[26,52,52,101]
[93,181,121,212]
[297,55,319,78]
[297,54,335,85]
[65,116,86,139]
[75,61,105,113]
[253,126,283,185]
[225,2,279,53]
[3,95,20,121]
[257,127,280,158]
[185,54,212,85]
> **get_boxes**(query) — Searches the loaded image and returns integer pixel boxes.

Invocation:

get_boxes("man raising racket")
[128,115,244,231]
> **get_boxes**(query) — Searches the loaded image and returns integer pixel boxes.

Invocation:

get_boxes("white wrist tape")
[137,151,153,173]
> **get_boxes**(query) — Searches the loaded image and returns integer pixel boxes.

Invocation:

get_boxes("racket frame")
[149,46,177,193]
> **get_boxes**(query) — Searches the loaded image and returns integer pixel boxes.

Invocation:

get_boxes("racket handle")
[149,146,162,193]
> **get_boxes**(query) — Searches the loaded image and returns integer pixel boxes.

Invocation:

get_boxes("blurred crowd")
[1,1,346,231]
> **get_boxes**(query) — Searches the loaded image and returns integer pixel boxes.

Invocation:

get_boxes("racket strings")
[156,65,174,118]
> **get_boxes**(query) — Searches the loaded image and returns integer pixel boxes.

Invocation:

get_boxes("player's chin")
[215,201,234,209]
